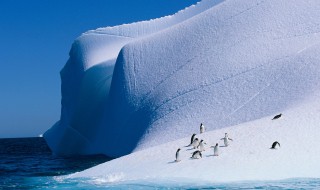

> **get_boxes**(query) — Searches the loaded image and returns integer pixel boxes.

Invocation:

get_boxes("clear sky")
[0,0,200,138]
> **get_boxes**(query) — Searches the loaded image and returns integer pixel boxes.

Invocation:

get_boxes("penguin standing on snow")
[221,133,233,147]
[186,134,197,147]
[272,113,282,120]
[270,141,280,149]
[200,123,205,134]
[175,148,181,162]
[197,139,206,152]
[191,150,202,159]
[211,143,219,156]
[192,138,200,149]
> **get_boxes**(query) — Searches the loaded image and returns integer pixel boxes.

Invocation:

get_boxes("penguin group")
[175,123,234,162]
[175,114,283,162]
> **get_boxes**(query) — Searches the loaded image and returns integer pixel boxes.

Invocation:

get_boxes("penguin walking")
[220,133,233,147]
[192,138,200,149]
[197,140,206,152]
[211,143,219,156]
[270,141,280,149]
[200,123,205,134]
[191,150,202,159]
[175,148,181,162]
[272,113,282,120]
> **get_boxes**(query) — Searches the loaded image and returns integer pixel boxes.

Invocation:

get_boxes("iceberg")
[44,0,222,156]
[45,0,320,182]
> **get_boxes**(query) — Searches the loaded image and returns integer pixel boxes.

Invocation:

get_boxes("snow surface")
[45,1,320,183]
[68,92,320,182]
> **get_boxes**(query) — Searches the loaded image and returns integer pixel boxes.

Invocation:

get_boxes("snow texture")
[68,92,320,182]
[44,0,222,156]
[45,1,320,180]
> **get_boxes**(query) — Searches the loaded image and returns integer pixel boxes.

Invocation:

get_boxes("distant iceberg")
[45,0,320,162]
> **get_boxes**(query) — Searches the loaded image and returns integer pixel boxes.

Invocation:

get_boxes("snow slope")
[68,92,320,182]
[94,0,320,157]
[45,0,320,163]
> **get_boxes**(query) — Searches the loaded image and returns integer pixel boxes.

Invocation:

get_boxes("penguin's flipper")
[229,138,233,141]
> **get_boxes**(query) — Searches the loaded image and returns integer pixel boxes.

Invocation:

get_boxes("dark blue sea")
[1,137,319,189]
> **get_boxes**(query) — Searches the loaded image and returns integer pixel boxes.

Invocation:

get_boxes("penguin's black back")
[272,114,282,120]
[191,134,196,143]
[192,150,201,156]
[271,141,280,149]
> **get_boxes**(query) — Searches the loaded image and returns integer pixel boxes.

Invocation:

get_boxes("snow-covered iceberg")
[45,0,320,169]
[44,0,221,156]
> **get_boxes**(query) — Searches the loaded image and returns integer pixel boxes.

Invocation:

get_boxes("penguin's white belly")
[176,153,180,161]
[193,153,201,159]
[224,138,229,146]
[200,128,204,133]
[214,147,219,156]
[192,141,199,148]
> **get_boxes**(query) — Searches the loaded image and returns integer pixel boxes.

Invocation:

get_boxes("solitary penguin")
[270,141,280,149]
[192,138,200,149]
[197,139,206,152]
[191,150,202,159]
[175,148,181,162]
[272,113,282,120]
[211,143,219,156]
[200,123,205,134]
[220,133,233,147]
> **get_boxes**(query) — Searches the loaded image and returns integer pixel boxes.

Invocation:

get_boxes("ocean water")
[0,137,111,189]
[1,138,319,189]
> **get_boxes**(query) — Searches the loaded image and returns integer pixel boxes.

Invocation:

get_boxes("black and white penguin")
[192,138,200,149]
[270,141,280,149]
[190,134,196,145]
[220,133,233,146]
[197,139,206,152]
[185,134,197,147]
[191,150,202,159]
[211,143,219,156]
[272,113,282,120]
[175,148,181,162]
[200,123,205,134]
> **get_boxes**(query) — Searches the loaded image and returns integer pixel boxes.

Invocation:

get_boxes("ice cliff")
[45,0,320,159]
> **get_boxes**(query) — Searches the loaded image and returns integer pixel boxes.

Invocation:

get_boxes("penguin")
[175,148,181,162]
[192,138,200,149]
[200,123,205,134]
[272,113,282,120]
[270,141,280,149]
[191,150,202,159]
[220,133,233,147]
[211,143,219,156]
[197,139,206,152]
[185,134,197,147]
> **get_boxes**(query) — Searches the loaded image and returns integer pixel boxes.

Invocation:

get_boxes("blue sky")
[0,0,200,138]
